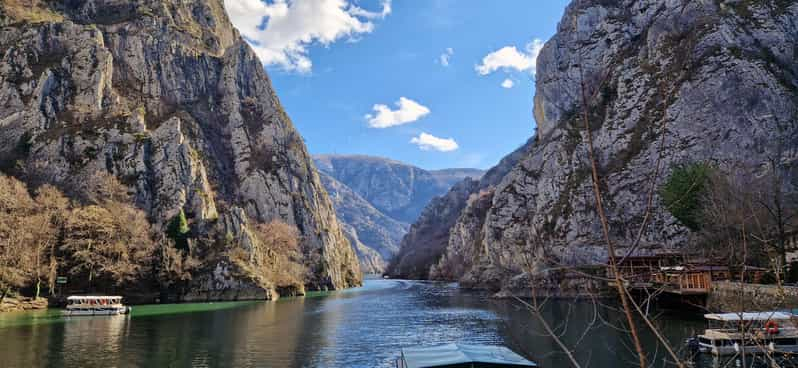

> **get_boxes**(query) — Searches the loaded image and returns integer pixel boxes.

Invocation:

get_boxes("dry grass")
[2,0,64,24]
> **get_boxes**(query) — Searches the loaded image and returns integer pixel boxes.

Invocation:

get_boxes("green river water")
[0,279,784,367]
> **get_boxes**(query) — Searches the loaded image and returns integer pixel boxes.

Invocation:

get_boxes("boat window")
[777,338,798,345]
[698,337,712,345]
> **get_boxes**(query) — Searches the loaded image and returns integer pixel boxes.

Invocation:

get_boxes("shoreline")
[0,297,48,313]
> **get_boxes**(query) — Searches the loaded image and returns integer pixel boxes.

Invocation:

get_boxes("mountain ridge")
[314,154,483,273]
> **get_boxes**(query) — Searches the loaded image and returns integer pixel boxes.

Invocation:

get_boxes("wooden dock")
[607,252,711,308]
[607,251,770,308]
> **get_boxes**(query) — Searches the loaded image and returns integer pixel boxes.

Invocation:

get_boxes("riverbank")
[0,297,47,313]
[467,274,798,314]
[0,289,298,315]
[708,281,798,312]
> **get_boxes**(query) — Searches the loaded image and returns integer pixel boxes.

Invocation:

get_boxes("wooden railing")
[653,271,711,292]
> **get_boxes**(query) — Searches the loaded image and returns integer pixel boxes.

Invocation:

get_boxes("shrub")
[166,209,190,250]
[229,220,307,290]
[660,162,712,231]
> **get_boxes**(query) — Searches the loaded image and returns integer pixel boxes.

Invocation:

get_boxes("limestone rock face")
[395,0,798,288]
[387,138,533,279]
[0,0,361,296]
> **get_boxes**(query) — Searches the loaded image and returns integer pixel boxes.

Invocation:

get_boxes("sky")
[223,0,570,170]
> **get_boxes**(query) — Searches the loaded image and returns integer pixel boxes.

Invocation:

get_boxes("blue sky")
[224,0,570,170]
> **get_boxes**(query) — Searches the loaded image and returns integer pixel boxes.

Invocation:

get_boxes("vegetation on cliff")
[659,162,712,231]
[0,170,318,304]
[0,172,154,301]
[0,0,362,301]
[393,0,798,289]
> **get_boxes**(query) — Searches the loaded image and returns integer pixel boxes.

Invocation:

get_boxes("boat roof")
[400,344,537,368]
[704,312,794,321]
[67,296,123,300]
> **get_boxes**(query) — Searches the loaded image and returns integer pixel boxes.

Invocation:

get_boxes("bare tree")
[61,203,154,289]
[0,174,36,302]
[29,185,68,298]
[229,220,306,292]
[577,65,650,368]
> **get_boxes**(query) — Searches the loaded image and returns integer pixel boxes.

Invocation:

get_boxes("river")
[0,278,766,367]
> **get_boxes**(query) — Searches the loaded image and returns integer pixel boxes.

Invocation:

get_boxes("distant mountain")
[315,155,484,223]
[429,168,488,186]
[318,172,409,273]
[314,155,484,272]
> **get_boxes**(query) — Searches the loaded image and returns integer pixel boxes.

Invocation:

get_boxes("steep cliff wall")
[0,0,361,296]
[387,138,533,279]
[395,0,798,288]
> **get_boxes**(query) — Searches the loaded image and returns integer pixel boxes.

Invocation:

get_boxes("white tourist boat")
[694,312,798,356]
[63,296,131,316]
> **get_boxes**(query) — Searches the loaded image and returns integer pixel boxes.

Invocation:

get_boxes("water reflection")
[61,315,129,366]
[1,279,787,367]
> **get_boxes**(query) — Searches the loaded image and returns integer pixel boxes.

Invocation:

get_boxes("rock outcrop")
[394,0,798,290]
[0,0,361,297]
[315,154,483,273]
[387,138,533,279]
[0,296,47,313]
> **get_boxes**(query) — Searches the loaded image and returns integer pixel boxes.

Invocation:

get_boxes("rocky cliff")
[386,138,533,279]
[0,0,361,297]
[315,154,483,273]
[393,0,798,289]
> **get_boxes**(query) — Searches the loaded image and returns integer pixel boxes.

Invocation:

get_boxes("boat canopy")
[67,296,123,300]
[399,344,537,368]
[704,312,794,321]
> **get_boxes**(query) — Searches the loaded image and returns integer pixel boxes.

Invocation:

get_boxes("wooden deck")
[653,270,712,295]
[608,254,712,296]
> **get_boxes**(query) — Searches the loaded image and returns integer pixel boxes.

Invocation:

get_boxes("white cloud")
[410,133,459,152]
[365,97,430,128]
[475,38,545,76]
[439,47,454,66]
[224,0,391,73]
[501,78,514,89]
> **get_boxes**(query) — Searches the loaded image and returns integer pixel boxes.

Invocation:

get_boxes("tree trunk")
[89,266,94,292]
[0,286,9,304]
[779,221,787,272]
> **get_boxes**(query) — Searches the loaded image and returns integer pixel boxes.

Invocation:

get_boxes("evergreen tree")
[166,209,190,250]
[660,162,712,231]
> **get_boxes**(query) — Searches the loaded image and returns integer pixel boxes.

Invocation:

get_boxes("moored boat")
[395,343,537,368]
[689,312,798,356]
[62,296,131,316]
